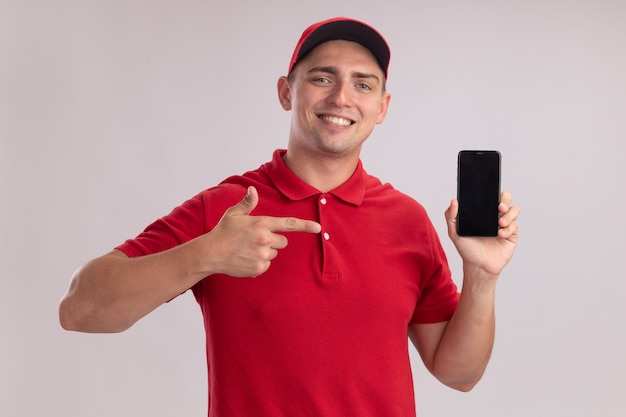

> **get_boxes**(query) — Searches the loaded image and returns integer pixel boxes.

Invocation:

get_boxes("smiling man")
[60,17,519,417]
[279,39,390,192]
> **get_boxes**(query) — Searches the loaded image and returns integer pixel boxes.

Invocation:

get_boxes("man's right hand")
[201,186,321,278]
[59,186,322,332]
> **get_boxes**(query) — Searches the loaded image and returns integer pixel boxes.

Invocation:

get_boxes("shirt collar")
[264,149,365,206]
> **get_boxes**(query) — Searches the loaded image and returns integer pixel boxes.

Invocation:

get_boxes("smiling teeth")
[321,115,352,126]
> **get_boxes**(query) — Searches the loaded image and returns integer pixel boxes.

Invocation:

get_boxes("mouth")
[318,114,355,127]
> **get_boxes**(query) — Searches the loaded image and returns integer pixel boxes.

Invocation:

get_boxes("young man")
[60,17,519,417]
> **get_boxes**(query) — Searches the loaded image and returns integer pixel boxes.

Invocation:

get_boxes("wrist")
[461,264,499,294]
[169,237,217,283]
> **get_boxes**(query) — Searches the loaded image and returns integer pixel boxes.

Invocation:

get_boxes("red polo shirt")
[117,149,459,417]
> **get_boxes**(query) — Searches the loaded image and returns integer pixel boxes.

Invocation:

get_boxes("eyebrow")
[306,66,381,84]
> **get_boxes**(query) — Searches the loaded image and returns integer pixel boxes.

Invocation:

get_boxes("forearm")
[59,187,322,333]
[425,192,518,391]
[59,241,208,333]
[432,267,498,391]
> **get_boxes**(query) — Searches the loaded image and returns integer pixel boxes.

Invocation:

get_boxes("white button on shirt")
[320,196,329,240]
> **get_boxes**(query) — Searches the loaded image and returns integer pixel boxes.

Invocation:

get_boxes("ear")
[277,76,292,111]
[375,92,391,124]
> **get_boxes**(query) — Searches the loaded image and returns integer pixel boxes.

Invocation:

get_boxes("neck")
[282,146,361,193]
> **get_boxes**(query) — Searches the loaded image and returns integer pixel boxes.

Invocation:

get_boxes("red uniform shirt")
[117,149,459,417]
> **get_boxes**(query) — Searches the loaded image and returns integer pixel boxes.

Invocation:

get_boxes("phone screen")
[457,150,501,237]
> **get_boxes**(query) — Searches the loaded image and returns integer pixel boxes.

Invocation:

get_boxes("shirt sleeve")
[410,219,460,324]
[115,192,207,258]
[115,183,248,258]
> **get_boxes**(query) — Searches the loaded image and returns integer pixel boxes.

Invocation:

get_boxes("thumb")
[229,186,259,216]
[445,198,459,238]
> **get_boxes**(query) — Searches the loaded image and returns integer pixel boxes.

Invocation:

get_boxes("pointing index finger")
[272,216,321,234]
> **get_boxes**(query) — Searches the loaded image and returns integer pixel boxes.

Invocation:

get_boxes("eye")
[312,77,331,84]
[356,82,372,91]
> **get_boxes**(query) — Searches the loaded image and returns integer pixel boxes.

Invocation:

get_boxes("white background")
[2,1,625,416]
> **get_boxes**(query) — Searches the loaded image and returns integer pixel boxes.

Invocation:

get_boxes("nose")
[327,81,354,107]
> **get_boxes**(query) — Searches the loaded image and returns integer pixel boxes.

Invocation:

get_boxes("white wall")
[2,1,624,416]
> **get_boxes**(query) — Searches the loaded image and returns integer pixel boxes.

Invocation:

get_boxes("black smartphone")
[456,150,501,237]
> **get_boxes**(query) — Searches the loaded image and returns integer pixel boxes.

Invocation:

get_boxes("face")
[278,40,391,159]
